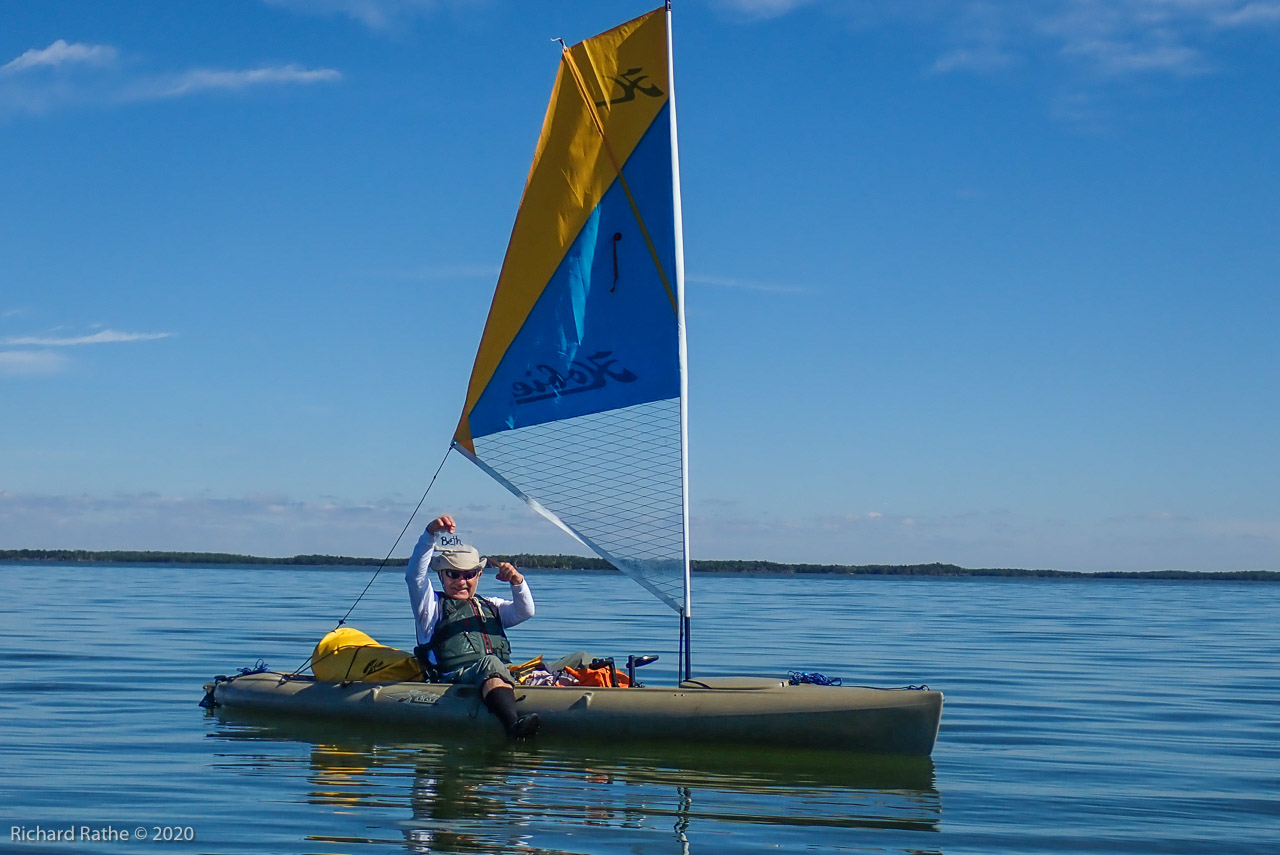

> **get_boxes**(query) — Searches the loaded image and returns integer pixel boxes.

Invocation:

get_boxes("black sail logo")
[594,67,664,107]
[513,351,639,404]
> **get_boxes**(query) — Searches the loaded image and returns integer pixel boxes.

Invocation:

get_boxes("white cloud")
[932,47,1018,74]
[134,64,342,100]
[690,505,1280,571]
[1,328,173,375]
[1061,37,1208,75]
[0,40,117,75]
[1201,518,1280,540]
[0,489,577,558]
[3,488,1276,570]
[0,350,69,376]
[0,491,396,555]
[1215,1,1280,25]
[1049,89,1105,125]
[732,1,1280,81]
[1,38,340,116]
[714,0,817,21]
[262,0,480,30]
[2,329,174,347]
[1104,511,1187,523]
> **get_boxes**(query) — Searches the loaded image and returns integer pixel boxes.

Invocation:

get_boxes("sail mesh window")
[471,397,685,611]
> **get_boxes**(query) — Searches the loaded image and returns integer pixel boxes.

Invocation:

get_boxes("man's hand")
[426,515,456,536]
[493,561,524,586]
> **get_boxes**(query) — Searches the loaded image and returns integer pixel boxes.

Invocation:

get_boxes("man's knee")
[474,655,515,686]
[444,655,513,687]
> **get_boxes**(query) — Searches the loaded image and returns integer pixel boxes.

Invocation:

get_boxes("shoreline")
[0,549,1275,581]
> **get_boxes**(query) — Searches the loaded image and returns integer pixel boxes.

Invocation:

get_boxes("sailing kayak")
[204,672,942,756]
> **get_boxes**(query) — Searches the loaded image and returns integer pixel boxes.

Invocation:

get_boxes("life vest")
[429,594,512,673]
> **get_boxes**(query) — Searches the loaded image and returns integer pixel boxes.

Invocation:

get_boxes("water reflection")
[208,711,942,854]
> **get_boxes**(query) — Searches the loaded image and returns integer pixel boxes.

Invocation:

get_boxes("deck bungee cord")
[199,660,272,709]
[788,671,843,687]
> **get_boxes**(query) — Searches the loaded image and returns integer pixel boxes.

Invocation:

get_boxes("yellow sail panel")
[454,7,670,453]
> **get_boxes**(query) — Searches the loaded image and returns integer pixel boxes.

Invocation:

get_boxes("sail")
[453,6,690,615]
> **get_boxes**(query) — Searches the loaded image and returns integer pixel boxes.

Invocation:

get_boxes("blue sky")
[2,0,1277,571]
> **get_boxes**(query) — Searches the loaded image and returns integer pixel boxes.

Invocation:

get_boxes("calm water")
[1,563,1276,854]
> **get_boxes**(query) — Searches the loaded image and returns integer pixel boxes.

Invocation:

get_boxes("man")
[406,513,539,739]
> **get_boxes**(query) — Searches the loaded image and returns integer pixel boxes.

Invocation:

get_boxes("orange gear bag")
[564,664,631,688]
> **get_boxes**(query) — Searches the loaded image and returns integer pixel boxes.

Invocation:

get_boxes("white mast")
[666,1,693,680]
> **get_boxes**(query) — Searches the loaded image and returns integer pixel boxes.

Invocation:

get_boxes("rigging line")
[557,41,679,315]
[287,445,453,679]
[338,445,453,627]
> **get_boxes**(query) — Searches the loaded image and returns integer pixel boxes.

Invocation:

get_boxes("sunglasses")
[443,568,481,581]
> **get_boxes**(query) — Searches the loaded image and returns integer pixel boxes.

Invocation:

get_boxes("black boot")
[483,685,540,739]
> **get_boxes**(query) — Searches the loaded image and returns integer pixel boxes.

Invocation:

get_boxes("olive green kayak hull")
[205,673,943,756]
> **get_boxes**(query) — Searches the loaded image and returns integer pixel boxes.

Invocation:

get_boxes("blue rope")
[788,670,842,686]
[201,659,270,709]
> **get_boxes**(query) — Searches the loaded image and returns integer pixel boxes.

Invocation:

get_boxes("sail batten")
[455,6,689,620]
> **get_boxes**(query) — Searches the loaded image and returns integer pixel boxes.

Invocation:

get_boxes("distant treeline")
[687,560,1280,581]
[2,549,1277,581]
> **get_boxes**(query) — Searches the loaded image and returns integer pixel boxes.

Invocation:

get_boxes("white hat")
[430,544,485,573]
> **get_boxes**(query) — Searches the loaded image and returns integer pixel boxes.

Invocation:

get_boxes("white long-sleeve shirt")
[405,528,535,647]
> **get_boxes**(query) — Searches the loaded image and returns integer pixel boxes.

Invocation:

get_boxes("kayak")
[203,671,943,756]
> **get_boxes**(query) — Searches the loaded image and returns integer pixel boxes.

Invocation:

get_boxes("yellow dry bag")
[312,627,423,683]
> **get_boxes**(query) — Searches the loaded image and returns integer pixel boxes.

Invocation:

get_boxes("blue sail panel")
[468,104,678,441]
